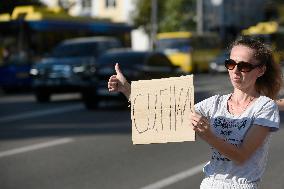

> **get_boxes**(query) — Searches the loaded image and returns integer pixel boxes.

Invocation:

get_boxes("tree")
[0,0,44,14]
[159,0,196,32]
[132,0,196,35]
[132,0,163,35]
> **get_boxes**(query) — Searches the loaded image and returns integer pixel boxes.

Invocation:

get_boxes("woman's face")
[228,45,265,91]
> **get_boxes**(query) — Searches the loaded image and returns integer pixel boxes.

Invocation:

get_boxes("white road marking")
[0,104,84,123]
[140,162,206,189]
[0,138,74,158]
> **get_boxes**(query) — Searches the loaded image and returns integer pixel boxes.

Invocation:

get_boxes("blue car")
[0,60,32,92]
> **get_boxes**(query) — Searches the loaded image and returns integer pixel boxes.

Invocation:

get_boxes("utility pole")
[211,0,224,41]
[220,1,225,42]
[197,0,203,35]
[150,0,157,51]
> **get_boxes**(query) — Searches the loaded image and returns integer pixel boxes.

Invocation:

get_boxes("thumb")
[115,63,122,75]
[115,63,126,83]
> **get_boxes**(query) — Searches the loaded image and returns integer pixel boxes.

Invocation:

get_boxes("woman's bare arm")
[276,99,284,111]
[192,113,270,165]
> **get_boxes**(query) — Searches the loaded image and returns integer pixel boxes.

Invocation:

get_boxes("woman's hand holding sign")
[191,112,213,141]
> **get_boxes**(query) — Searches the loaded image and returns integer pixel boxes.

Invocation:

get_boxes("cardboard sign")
[131,75,195,144]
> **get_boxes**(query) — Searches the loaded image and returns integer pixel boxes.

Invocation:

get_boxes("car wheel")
[35,90,51,103]
[81,89,99,110]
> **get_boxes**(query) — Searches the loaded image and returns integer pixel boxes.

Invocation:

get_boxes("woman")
[108,36,282,189]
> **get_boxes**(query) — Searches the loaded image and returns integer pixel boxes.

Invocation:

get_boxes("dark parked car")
[30,36,122,106]
[209,50,230,73]
[94,49,182,107]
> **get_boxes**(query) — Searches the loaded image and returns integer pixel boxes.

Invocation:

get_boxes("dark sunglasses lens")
[238,62,253,72]
[225,59,255,72]
[225,59,236,70]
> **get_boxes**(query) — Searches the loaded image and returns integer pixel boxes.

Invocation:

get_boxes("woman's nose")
[232,65,241,73]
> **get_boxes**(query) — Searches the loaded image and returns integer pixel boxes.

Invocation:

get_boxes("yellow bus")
[156,31,221,73]
[156,32,192,73]
[242,21,284,64]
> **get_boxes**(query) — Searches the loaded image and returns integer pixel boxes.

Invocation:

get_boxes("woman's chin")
[231,81,243,89]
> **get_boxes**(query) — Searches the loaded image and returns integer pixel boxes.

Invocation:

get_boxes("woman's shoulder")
[196,94,230,106]
[206,94,230,102]
[258,96,277,107]
[252,95,278,113]
[195,94,230,116]
[253,96,279,131]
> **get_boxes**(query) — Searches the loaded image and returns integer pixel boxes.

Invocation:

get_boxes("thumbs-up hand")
[108,63,131,99]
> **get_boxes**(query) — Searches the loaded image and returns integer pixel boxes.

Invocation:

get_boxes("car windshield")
[98,53,146,65]
[50,43,98,58]
[156,38,190,52]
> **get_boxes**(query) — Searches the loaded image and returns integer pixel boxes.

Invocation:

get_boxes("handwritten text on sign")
[131,75,195,144]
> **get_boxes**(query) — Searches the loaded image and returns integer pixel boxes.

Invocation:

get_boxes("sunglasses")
[224,59,263,72]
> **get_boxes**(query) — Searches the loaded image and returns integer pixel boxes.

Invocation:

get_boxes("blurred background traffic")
[0,0,284,109]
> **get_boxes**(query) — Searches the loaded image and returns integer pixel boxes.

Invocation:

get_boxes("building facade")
[202,0,269,40]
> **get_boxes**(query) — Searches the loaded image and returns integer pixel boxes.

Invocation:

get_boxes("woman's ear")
[258,65,266,77]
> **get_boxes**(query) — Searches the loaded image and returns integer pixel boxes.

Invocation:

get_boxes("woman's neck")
[228,89,259,115]
[232,88,260,103]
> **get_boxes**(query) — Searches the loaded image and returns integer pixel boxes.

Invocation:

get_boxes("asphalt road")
[0,73,283,189]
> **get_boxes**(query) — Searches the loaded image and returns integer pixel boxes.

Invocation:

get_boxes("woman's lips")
[232,77,241,82]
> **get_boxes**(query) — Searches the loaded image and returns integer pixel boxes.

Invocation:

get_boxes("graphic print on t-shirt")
[211,117,249,161]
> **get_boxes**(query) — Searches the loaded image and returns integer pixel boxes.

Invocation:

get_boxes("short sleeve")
[254,100,279,132]
[194,95,219,118]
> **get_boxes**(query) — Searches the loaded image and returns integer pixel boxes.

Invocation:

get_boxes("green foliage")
[159,0,196,32]
[132,0,163,35]
[277,3,284,25]
[132,0,196,35]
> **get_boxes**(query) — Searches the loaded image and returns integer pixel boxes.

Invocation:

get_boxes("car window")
[108,40,122,49]
[97,53,145,65]
[146,54,173,66]
[157,38,190,52]
[96,42,108,56]
[96,40,122,56]
[51,42,98,57]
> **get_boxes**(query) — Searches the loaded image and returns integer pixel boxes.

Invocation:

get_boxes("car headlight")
[30,68,39,76]
[73,65,85,73]
[210,62,217,69]
[30,67,46,76]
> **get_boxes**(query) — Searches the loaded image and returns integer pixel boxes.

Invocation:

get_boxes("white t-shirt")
[194,94,279,184]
